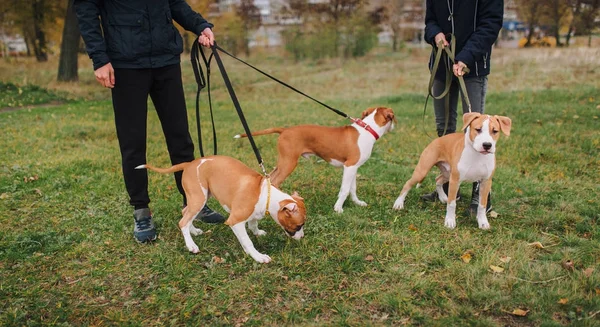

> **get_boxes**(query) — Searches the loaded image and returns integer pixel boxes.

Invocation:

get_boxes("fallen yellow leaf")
[490,265,504,273]
[461,252,472,263]
[408,224,418,231]
[528,241,545,249]
[365,255,374,261]
[499,256,512,263]
[557,298,568,305]
[511,308,529,316]
[489,211,499,218]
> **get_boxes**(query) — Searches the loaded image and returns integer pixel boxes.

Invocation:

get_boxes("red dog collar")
[351,118,380,140]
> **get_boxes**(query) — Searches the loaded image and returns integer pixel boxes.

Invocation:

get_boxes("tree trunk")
[32,0,48,62]
[58,0,80,81]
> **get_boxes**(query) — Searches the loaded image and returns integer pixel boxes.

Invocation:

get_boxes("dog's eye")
[492,130,499,134]
[475,128,482,133]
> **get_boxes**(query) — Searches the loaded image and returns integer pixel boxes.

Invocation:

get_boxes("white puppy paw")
[253,229,267,237]
[392,197,405,210]
[478,217,491,230]
[353,199,367,207]
[444,216,456,229]
[251,252,272,263]
[189,225,203,236]
[187,243,200,254]
[333,204,344,213]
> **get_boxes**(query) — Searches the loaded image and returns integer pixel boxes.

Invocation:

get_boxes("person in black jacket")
[421,0,504,215]
[74,0,225,243]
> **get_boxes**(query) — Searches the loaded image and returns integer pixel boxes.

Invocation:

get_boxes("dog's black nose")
[483,142,492,150]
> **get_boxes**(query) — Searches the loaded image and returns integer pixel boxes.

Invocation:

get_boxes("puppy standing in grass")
[235,107,396,213]
[137,155,306,263]
[393,113,511,229]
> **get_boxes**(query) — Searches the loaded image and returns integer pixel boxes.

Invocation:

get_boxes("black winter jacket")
[74,0,213,70]
[424,0,503,80]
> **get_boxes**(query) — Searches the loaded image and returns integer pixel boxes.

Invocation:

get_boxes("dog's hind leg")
[270,156,299,188]
[393,164,433,210]
[179,186,208,253]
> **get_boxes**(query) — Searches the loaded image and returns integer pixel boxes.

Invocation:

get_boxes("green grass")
[0,48,599,326]
[0,81,68,109]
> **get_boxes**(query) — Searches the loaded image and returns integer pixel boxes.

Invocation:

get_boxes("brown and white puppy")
[393,113,512,229]
[235,107,396,213]
[136,155,306,263]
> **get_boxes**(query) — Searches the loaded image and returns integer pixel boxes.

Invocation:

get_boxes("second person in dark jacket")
[421,0,504,214]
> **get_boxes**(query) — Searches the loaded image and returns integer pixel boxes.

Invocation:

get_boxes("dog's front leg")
[334,165,359,213]
[230,221,271,263]
[476,179,492,229]
[444,173,460,229]
[247,219,266,236]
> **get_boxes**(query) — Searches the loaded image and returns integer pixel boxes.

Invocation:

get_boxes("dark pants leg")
[432,75,488,136]
[149,64,195,206]
[111,64,194,210]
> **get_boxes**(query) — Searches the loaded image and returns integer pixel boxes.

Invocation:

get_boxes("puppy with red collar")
[393,112,512,229]
[235,107,396,213]
[137,155,306,263]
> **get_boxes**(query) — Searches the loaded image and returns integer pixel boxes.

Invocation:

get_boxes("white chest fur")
[457,145,495,182]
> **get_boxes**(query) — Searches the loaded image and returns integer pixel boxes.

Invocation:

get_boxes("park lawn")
[0,48,599,325]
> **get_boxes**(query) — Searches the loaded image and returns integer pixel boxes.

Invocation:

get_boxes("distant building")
[0,34,28,57]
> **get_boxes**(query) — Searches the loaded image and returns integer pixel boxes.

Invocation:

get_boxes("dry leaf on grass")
[528,241,545,249]
[461,251,472,263]
[489,211,499,218]
[499,256,512,263]
[408,224,418,231]
[583,267,595,277]
[0,193,9,199]
[561,260,574,271]
[490,265,504,273]
[511,308,530,316]
[212,256,225,264]
[365,255,374,261]
[557,298,569,304]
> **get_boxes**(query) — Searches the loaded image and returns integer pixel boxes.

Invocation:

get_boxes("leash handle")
[190,41,218,157]
[210,42,264,168]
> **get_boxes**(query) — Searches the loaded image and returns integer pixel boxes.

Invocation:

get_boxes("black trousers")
[111,64,195,209]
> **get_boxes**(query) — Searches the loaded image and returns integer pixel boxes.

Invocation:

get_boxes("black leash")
[190,41,218,157]
[212,44,352,121]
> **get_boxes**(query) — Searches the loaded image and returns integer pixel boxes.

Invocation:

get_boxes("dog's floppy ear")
[291,191,304,201]
[361,107,376,119]
[383,107,397,123]
[461,112,481,131]
[283,202,298,213]
[494,115,512,136]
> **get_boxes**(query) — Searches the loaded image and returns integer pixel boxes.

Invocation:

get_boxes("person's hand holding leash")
[435,32,449,48]
[95,63,115,88]
[198,27,214,47]
[453,61,467,77]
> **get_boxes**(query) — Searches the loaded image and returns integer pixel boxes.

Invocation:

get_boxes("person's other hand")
[198,28,214,47]
[95,63,115,88]
[434,33,449,48]
[453,61,467,77]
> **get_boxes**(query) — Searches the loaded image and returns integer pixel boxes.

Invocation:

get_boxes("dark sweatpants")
[110,63,195,209]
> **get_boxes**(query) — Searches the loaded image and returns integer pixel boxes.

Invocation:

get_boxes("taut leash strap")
[213,44,351,120]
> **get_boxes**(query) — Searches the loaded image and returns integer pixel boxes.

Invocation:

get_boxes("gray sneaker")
[195,205,226,224]
[133,208,157,243]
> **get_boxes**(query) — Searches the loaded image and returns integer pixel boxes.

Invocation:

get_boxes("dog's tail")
[234,127,285,139]
[135,162,190,174]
